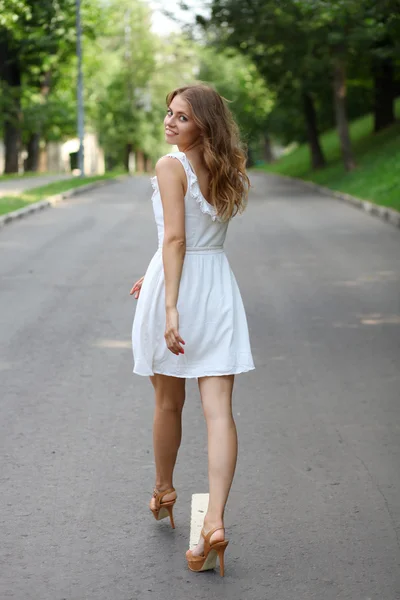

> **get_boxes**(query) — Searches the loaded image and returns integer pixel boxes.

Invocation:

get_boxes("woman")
[130,84,255,577]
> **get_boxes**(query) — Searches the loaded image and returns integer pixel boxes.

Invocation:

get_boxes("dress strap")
[165,151,190,176]
[163,151,220,222]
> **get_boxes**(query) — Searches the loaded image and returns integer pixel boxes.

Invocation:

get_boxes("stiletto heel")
[165,504,175,529]
[216,544,227,577]
[186,526,229,577]
[150,487,177,529]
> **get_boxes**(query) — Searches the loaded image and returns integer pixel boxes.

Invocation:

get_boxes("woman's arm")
[156,157,187,355]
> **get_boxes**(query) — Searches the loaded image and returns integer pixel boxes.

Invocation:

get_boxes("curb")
[270,173,400,230]
[0,174,130,230]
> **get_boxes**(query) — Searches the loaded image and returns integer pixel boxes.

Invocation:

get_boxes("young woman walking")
[130,84,255,576]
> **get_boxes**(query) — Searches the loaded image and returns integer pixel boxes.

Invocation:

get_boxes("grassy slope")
[0,172,124,217]
[259,99,400,212]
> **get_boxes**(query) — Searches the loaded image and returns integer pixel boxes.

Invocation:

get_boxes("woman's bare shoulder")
[155,153,186,181]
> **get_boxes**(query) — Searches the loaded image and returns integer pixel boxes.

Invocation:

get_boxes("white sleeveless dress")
[132,151,255,378]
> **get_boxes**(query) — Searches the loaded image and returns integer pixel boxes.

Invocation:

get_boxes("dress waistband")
[186,246,224,254]
[157,245,224,254]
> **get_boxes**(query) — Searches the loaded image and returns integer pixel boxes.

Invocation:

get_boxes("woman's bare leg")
[191,375,236,554]
[149,374,186,509]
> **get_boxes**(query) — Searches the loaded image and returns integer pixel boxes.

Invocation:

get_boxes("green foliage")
[258,98,400,211]
[198,47,274,156]
[208,0,329,147]
[0,0,77,80]
[0,0,104,162]
[0,0,276,171]
[208,0,400,150]
[86,1,204,166]
[21,58,77,143]
[2,0,397,179]
[84,0,158,165]
[0,0,31,28]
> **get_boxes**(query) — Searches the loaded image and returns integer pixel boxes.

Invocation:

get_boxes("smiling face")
[164,94,202,149]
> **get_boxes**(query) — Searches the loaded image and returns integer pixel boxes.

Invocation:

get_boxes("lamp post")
[76,0,85,177]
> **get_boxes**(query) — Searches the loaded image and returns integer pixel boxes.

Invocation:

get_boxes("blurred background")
[0,0,399,211]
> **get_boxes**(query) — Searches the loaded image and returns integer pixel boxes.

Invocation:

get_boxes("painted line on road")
[189,493,209,550]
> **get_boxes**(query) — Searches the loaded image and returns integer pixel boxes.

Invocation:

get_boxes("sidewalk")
[0,174,72,197]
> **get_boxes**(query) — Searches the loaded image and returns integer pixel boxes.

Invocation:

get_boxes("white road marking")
[94,339,131,348]
[189,493,209,550]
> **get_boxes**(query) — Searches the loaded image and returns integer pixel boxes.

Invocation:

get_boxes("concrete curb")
[270,173,400,230]
[0,174,130,230]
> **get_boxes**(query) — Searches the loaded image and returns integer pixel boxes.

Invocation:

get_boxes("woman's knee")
[156,393,185,413]
[152,375,186,412]
[198,375,234,420]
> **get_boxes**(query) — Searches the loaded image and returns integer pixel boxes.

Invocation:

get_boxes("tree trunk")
[0,34,21,173]
[262,134,274,163]
[373,56,396,132]
[302,91,326,170]
[124,143,132,172]
[4,119,20,173]
[25,72,52,172]
[136,150,145,173]
[25,133,41,172]
[332,59,356,171]
[246,147,255,168]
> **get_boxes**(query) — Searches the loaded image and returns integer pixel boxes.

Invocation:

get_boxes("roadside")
[0,173,72,198]
[0,172,126,218]
[257,99,400,216]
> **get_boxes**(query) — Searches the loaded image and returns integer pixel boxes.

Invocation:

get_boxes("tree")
[298,0,360,171]
[0,0,80,172]
[85,0,158,170]
[0,0,103,172]
[206,0,328,170]
[364,0,400,132]
[208,0,400,171]
[87,4,201,170]
[198,47,274,163]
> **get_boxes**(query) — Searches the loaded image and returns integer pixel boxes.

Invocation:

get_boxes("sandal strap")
[152,487,176,509]
[201,526,225,555]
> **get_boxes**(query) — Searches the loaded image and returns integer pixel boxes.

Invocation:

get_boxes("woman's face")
[164,94,201,148]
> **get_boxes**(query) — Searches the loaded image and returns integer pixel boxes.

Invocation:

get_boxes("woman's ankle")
[154,481,174,492]
[203,514,224,531]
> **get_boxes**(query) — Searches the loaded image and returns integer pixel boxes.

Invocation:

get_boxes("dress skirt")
[132,246,255,378]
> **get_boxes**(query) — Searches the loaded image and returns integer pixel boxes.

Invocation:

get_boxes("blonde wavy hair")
[166,84,250,222]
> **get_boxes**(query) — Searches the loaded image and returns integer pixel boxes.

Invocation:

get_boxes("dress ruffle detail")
[165,152,221,222]
[189,174,219,222]
[150,175,158,192]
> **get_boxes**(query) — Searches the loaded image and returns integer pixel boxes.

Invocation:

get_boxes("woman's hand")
[130,276,144,300]
[165,307,185,355]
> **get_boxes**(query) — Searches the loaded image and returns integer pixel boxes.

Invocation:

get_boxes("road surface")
[1,173,399,599]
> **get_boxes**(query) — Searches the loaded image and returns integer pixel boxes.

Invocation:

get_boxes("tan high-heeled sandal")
[186,526,229,577]
[150,487,177,529]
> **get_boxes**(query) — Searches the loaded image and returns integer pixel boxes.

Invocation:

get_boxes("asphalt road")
[1,173,399,600]
[0,174,72,197]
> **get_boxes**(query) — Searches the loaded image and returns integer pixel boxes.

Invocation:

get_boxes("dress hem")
[133,365,255,379]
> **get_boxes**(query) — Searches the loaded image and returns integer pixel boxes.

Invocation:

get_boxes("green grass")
[0,172,125,217]
[258,99,400,212]
[0,171,58,182]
